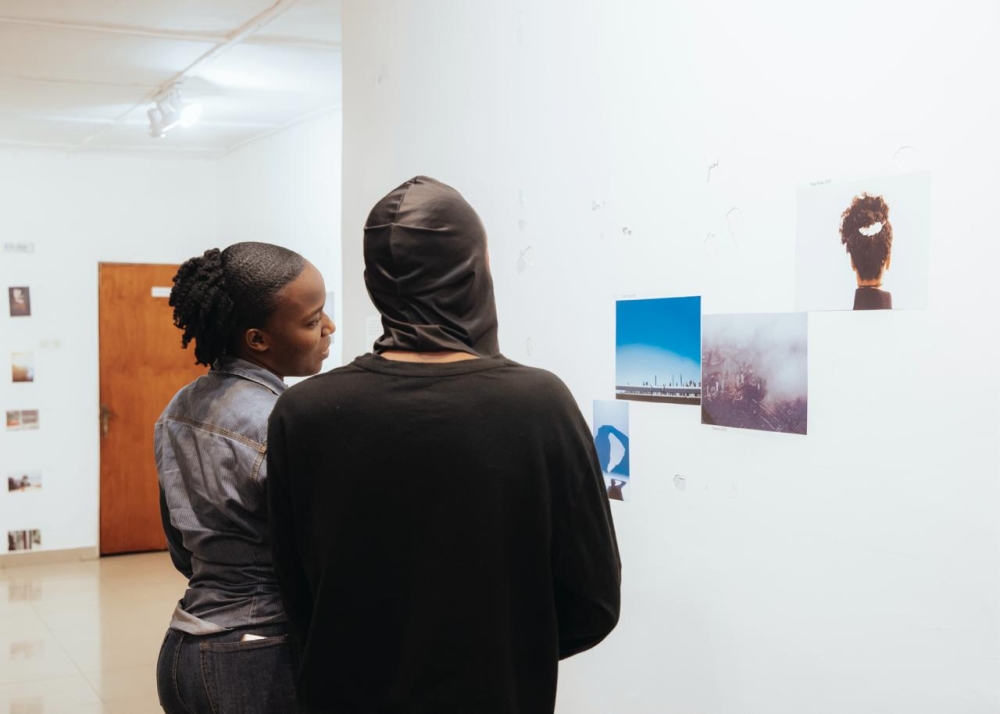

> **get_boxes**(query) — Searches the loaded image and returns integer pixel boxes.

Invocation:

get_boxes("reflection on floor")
[0,552,185,714]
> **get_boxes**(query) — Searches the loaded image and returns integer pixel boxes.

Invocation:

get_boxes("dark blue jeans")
[157,623,301,714]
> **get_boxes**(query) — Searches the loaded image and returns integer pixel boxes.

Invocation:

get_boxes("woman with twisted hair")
[154,241,334,714]
[841,193,894,310]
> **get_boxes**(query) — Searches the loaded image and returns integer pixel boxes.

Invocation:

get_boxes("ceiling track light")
[147,85,202,138]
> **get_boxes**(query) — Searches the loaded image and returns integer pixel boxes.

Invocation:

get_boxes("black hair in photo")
[169,242,306,366]
[840,194,893,281]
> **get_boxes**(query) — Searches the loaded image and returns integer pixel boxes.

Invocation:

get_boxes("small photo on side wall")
[7,530,42,552]
[8,287,31,317]
[11,352,34,383]
[7,472,42,492]
[6,410,40,431]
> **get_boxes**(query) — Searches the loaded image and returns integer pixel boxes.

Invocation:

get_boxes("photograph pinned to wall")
[8,287,31,317]
[702,313,808,435]
[593,400,630,501]
[616,296,701,404]
[796,172,930,311]
[8,472,42,492]
[11,352,35,383]
[7,530,42,552]
[6,410,39,431]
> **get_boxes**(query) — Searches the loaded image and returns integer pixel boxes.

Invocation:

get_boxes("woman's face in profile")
[260,262,335,377]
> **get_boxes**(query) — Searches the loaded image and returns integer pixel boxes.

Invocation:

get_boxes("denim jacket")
[154,357,288,634]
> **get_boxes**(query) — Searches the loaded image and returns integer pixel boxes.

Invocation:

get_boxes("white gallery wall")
[217,112,344,367]
[0,110,343,561]
[341,2,999,712]
[0,149,218,558]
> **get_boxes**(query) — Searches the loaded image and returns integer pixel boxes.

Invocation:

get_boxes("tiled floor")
[0,552,185,714]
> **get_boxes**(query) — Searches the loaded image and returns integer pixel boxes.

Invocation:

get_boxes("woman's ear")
[244,328,270,354]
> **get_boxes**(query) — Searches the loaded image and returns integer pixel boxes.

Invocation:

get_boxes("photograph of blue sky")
[616,296,702,404]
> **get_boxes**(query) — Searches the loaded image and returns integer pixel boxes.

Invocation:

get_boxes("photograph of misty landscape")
[701,313,808,435]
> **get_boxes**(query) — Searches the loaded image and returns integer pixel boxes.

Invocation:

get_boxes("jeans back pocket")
[199,635,300,714]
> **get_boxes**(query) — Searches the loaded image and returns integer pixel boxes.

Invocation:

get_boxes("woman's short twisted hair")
[840,193,893,281]
[169,242,305,366]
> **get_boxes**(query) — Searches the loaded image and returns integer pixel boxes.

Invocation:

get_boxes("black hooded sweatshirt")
[268,176,621,714]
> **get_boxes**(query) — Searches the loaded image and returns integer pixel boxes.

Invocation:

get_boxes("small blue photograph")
[616,296,701,405]
[593,400,630,502]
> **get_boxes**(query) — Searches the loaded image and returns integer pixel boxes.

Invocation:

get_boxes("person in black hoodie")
[267,176,621,714]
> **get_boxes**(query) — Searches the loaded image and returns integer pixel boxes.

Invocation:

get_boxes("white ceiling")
[0,0,342,157]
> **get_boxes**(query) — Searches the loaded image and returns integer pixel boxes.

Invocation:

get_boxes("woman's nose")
[323,314,336,335]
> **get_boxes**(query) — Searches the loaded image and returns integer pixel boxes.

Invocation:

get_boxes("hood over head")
[364,176,500,357]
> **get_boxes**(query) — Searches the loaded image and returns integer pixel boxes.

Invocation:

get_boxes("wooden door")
[99,263,206,555]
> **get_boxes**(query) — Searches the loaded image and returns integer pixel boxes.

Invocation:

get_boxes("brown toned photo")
[12,352,34,383]
[8,287,31,317]
[8,472,42,492]
[7,529,41,552]
[6,410,40,431]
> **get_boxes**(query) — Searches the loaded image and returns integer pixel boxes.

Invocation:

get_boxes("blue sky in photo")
[616,296,701,386]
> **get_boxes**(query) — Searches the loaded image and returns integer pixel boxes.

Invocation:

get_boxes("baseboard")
[0,546,100,569]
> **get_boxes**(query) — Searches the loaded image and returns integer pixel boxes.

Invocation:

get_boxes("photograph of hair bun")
[795,172,930,312]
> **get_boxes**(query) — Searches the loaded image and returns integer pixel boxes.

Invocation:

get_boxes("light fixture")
[147,86,202,138]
